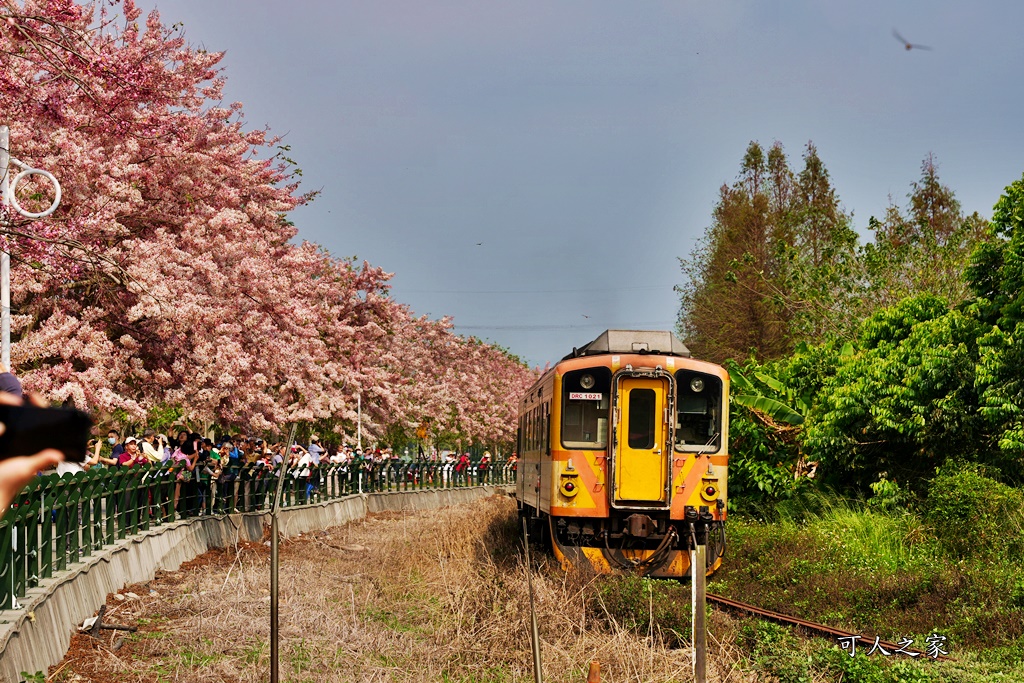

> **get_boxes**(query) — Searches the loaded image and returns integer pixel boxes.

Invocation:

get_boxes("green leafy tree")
[802,295,985,492]
[966,173,1024,465]
[860,154,989,314]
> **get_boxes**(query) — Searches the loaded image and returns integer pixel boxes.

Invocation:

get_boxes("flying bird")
[893,29,932,51]
[475,242,483,246]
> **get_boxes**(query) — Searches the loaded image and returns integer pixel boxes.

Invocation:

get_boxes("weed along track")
[48,495,752,683]
[704,593,948,661]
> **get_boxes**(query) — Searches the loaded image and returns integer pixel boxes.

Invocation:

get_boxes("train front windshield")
[561,368,612,449]
[674,371,722,452]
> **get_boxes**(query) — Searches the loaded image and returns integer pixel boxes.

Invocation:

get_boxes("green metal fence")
[0,459,516,611]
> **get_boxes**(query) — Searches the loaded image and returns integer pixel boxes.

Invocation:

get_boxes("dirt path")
[47,494,750,683]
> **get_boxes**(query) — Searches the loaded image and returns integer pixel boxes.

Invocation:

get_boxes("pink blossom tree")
[0,0,536,444]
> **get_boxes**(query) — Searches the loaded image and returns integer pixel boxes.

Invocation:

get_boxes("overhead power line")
[402,285,672,295]
[456,320,677,332]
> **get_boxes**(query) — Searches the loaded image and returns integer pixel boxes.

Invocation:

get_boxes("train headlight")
[580,374,596,389]
[700,477,719,502]
[690,377,705,393]
[560,469,580,498]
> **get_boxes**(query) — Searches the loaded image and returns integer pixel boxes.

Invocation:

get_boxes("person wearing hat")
[118,437,145,467]
[479,451,491,484]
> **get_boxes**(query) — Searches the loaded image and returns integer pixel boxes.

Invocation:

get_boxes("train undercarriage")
[522,506,725,579]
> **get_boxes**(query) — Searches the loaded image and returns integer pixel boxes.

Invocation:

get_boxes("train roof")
[562,329,691,361]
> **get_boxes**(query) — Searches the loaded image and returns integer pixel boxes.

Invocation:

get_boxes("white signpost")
[0,125,63,369]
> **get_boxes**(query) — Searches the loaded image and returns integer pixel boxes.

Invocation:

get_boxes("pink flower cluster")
[0,0,537,443]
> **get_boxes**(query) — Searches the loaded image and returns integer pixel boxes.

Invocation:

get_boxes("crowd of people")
[59,427,517,516]
[0,354,518,518]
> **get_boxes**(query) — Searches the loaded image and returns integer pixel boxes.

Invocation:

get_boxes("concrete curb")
[0,485,507,683]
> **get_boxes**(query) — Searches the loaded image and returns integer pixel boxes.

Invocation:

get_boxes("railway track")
[706,592,952,662]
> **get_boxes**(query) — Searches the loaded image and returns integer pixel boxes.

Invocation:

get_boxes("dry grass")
[50,494,755,683]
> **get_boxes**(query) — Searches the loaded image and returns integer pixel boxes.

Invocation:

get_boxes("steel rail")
[706,592,952,661]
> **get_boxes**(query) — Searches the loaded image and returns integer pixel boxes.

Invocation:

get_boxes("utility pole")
[691,525,707,683]
[1,125,10,370]
[270,423,298,683]
[0,125,62,369]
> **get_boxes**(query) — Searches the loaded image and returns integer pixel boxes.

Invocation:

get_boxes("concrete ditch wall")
[0,486,507,683]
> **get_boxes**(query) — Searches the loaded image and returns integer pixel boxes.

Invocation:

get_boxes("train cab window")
[674,371,722,453]
[562,368,611,449]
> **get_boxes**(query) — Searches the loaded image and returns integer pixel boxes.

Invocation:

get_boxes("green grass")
[707,483,1024,680]
[177,642,223,668]
[804,504,938,572]
[242,640,268,666]
[596,574,692,645]
[362,606,421,634]
[290,638,314,674]
[729,616,1024,682]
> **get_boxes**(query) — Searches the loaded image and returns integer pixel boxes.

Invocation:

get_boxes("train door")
[613,377,670,505]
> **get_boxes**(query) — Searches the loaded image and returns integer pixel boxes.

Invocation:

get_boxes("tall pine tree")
[677,141,796,362]
[786,142,859,340]
[861,154,989,313]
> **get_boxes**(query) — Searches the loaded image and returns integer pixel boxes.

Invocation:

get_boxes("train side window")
[542,402,550,455]
[523,413,530,452]
[536,405,544,454]
[674,371,723,453]
[561,368,611,450]
[532,408,538,451]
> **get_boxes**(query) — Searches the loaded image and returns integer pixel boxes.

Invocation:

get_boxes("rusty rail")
[706,592,952,661]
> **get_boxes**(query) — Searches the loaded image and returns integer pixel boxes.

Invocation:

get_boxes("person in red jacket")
[454,452,470,483]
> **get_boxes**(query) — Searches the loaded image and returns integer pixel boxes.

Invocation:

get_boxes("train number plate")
[569,392,602,400]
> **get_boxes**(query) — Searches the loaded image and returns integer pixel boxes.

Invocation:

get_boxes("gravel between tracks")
[47,494,750,682]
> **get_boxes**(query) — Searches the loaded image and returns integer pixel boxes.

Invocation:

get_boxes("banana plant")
[725,359,806,426]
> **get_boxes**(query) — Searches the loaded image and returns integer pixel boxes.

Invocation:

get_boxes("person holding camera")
[140,429,165,463]
[0,391,62,509]
[0,389,69,513]
[118,437,146,467]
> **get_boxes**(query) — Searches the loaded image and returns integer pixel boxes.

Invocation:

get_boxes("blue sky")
[144,1,1024,367]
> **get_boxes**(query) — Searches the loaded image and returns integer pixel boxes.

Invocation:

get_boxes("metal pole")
[357,394,361,451]
[0,126,59,374]
[0,125,10,370]
[270,424,297,683]
[522,517,543,683]
[691,527,707,683]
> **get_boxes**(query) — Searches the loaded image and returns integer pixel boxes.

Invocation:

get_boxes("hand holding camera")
[0,392,79,510]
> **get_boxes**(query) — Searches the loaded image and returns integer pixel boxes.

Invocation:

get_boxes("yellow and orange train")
[516,330,729,578]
